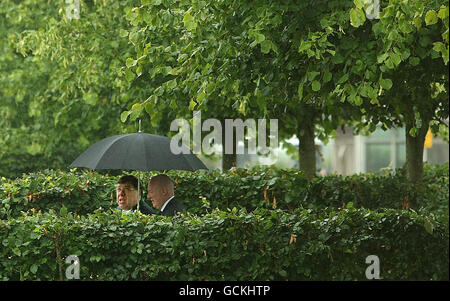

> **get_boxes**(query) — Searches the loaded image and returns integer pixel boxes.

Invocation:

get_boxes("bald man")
[147,174,185,216]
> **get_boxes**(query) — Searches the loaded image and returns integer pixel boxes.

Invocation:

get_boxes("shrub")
[1,164,448,219]
[0,207,447,280]
[0,169,117,219]
[172,163,449,215]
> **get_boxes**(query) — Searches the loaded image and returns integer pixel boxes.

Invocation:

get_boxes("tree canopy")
[0,0,448,181]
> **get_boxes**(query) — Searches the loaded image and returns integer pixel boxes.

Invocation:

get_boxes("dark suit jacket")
[117,200,156,215]
[160,197,185,217]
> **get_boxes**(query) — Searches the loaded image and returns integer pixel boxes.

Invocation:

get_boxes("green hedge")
[0,170,118,219]
[0,207,447,280]
[173,163,449,215]
[1,164,448,219]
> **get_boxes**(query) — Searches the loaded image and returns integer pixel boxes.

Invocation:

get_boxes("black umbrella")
[69,122,207,211]
[69,132,207,171]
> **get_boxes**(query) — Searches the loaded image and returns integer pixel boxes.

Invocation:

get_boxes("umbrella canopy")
[69,132,208,171]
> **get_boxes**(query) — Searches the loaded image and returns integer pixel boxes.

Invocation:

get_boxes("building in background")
[329,126,449,175]
[230,126,449,175]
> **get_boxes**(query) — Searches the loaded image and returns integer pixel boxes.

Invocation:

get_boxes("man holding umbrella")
[116,175,155,215]
[70,120,207,214]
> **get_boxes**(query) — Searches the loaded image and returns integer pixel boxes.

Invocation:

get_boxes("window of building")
[363,128,405,172]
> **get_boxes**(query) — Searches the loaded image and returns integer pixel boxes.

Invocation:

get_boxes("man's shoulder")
[170,197,184,210]
[139,200,157,215]
[162,197,185,216]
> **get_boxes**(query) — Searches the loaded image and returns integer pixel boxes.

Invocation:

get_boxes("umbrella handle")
[137,172,140,212]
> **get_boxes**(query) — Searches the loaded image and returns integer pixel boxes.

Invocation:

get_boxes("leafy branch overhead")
[119,0,448,180]
[0,0,448,181]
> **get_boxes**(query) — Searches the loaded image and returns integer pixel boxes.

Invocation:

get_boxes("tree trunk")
[298,115,316,180]
[405,121,429,183]
[221,119,236,171]
[222,153,236,171]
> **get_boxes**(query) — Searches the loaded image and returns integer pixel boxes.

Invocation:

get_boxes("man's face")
[147,180,167,210]
[116,183,138,211]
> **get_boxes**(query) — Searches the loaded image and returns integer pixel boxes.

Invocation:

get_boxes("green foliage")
[1,0,448,179]
[1,164,448,219]
[0,169,118,219]
[346,0,449,143]
[0,165,447,280]
[118,0,449,179]
[0,0,148,179]
[0,207,447,280]
[174,163,449,217]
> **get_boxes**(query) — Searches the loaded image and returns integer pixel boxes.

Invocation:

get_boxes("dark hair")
[117,175,143,198]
